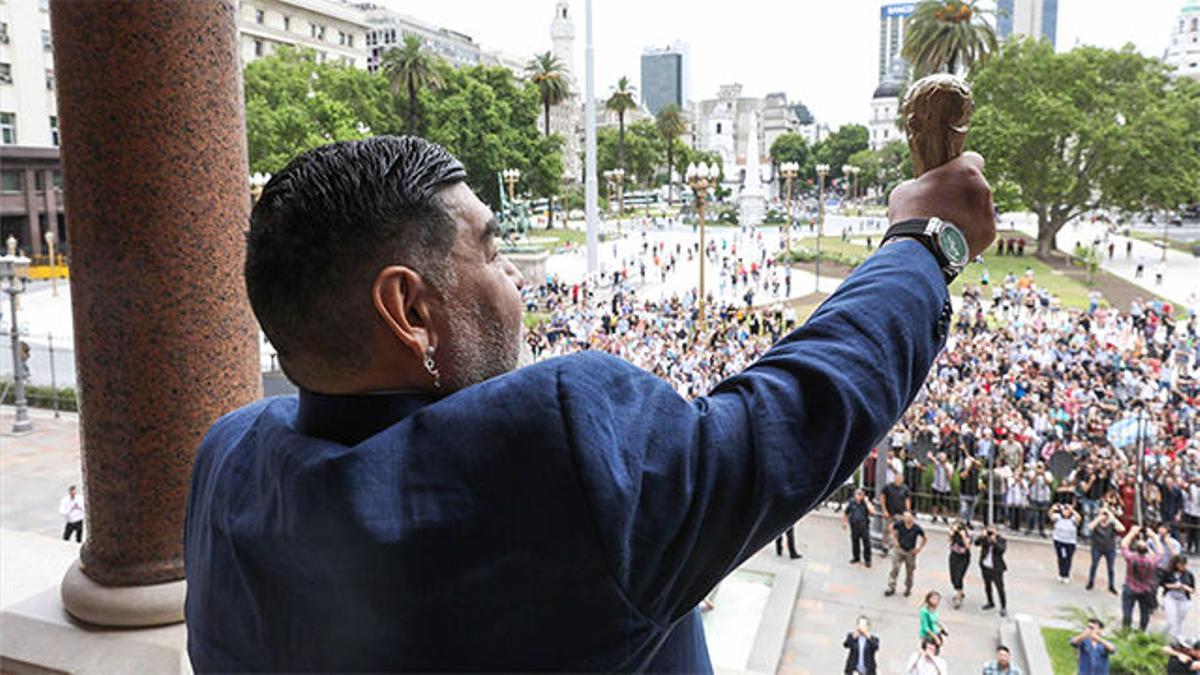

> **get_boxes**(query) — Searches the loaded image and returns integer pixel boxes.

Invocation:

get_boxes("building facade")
[0,0,63,256]
[640,42,687,116]
[358,3,480,73]
[1166,0,1200,81]
[237,0,370,68]
[878,3,915,82]
[547,1,582,183]
[996,0,1058,48]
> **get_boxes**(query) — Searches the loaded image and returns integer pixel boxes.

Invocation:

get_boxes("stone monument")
[738,111,766,227]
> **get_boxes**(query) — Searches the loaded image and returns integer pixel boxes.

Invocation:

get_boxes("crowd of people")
[519,221,1199,671]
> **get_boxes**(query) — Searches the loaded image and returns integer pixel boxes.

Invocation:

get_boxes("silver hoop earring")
[423,346,441,389]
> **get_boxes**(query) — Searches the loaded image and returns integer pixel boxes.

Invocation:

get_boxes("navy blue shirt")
[184,240,949,671]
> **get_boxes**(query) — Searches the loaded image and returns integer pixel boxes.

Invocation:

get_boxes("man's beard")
[439,295,522,391]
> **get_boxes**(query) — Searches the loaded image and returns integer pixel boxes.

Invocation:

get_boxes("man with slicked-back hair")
[185,135,995,671]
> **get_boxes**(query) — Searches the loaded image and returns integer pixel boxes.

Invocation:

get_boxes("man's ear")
[372,266,439,362]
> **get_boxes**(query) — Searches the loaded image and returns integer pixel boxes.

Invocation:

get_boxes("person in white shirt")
[906,638,949,675]
[59,484,84,542]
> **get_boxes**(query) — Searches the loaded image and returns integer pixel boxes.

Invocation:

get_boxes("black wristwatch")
[881,217,970,285]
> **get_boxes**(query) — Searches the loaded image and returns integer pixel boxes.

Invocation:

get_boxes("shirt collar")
[296,388,437,446]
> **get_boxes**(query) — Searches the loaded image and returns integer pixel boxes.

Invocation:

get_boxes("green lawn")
[1042,627,1076,675]
[790,235,1098,309]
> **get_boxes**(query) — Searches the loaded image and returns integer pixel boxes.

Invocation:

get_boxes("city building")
[237,0,370,68]
[1166,0,1200,81]
[878,2,915,82]
[869,63,905,151]
[357,3,481,72]
[0,0,64,256]
[996,0,1058,48]
[640,42,688,116]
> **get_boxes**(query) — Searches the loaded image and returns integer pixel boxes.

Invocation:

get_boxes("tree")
[245,47,398,173]
[876,139,912,194]
[970,39,1200,256]
[847,148,882,195]
[380,34,445,135]
[813,124,869,180]
[769,132,812,195]
[655,104,687,205]
[421,66,562,212]
[605,76,638,172]
[903,0,998,76]
[526,51,570,227]
[597,120,660,188]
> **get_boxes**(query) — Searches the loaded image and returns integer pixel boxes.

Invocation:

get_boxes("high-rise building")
[996,0,1058,48]
[878,3,916,82]
[1166,0,1200,81]
[640,43,687,116]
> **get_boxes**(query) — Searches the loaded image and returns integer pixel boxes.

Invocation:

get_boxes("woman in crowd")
[918,591,946,649]
[947,521,971,610]
[1162,554,1196,643]
[1050,502,1082,584]
[1086,507,1125,595]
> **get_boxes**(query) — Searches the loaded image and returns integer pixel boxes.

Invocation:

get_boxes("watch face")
[938,224,970,266]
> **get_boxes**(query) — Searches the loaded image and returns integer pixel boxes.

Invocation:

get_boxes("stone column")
[22,167,42,256]
[50,0,261,627]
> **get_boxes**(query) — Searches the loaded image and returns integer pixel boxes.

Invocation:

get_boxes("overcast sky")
[383,0,1182,129]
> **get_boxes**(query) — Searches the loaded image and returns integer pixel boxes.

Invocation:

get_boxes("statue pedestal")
[504,249,550,283]
[739,194,766,227]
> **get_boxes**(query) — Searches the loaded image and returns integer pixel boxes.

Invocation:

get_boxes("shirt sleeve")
[558,240,950,623]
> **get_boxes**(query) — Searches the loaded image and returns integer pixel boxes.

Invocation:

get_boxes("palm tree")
[605,76,638,171]
[380,34,445,136]
[655,104,686,206]
[527,51,570,228]
[902,0,998,76]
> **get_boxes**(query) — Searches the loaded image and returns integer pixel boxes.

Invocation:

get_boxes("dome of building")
[873,79,904,100]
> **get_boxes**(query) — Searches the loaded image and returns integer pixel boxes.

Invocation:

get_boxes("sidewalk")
[1007,214,1199,309]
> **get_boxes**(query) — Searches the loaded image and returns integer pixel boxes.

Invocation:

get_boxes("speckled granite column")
[50,0,261,626]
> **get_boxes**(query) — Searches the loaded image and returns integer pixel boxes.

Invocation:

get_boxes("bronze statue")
[901,74,974,177]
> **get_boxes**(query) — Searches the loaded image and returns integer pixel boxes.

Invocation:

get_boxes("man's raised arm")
[558,154,994,624]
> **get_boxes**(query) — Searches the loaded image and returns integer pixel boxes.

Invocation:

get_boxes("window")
[319,25,326,40]
[49,116,58,146]
[347,34,353,48]
[0,170,23,192]
[254,8,264,24]
[283,15,290,31]
[53,171,62,189]
[34,172,45,191]
[0,62,11,84]
[337,30,346,46]
[254,39,263,57]
[0,22,10,44]
[0,112,14,145]
[310,22,318,38]
[715,122,722,134]
[45,69,54,90]
[42,29,51,51]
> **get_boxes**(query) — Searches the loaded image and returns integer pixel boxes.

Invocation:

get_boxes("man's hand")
[888,152,995,259]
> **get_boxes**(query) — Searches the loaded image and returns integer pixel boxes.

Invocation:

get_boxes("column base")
[60,560,185,627]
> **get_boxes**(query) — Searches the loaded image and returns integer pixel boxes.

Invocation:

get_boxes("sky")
[383,0,1182,129]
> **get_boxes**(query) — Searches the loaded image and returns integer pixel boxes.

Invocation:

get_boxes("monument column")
[50,0,262,626]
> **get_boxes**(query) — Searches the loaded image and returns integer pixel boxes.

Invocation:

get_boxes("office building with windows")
[1166,0,1200,81]
[0,0,64,257]
[237,0,370,68]
[640,43,687,116]
[878,3,915,82]
[996,0,1058,48]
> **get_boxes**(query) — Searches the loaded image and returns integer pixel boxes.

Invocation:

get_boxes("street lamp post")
[44,229,58,297]
[503,168,521,203]
[815,163,829,293]
[686,162,713,332]
[249,171,271,206]
[1,235,32,433]
[780,161,799,259]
